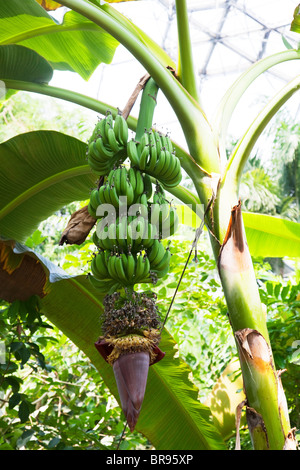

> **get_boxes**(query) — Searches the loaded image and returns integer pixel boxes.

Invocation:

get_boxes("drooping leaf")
[213,50,300,161]
[224,74,300,191]
[0,239,226,450]
[0,0,119,80]
[35,0,62,11]
[0,45,53,83]
[0,131,96,242]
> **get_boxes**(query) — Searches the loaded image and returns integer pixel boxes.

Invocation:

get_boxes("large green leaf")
[242,212,300,258]
[0,131,96,242]
[0,0,119,80]
[0,239,226,450]
[0,44,53,83]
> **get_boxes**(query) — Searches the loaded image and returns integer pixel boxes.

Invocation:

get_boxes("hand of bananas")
[87,111,128,175]
[87,112,182,189]
[86,111,181,294]
[127,130,182,188]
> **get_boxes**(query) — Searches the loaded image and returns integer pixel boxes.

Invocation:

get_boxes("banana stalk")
[135,77,159,141]
[216,201,296,449]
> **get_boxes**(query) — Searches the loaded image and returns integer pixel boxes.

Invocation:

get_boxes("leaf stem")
[224,74,300,191]
[175,0,200,104]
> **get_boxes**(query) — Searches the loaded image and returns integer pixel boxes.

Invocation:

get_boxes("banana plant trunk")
[212,197,297,450]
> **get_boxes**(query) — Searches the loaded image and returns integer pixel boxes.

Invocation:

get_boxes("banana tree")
[1,0,300,450]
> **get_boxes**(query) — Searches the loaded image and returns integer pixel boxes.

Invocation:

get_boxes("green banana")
[149,202,160,227]
[96,117,107,140]
[95,136,115,159]
[89,189,100,210]
[153,248,171,275]
[148,239,161,263]
[142,255,151,281]
[108,185,120,208]
[143,173,153,199]
[114,113,128,146]
[135,170,144,197]
[147,134,158,172]
[126,252,136,281]
[127,139,140,167]
[88,274,116,293]
[91,253,108,280]
[120,166,128,195]
[128,167,137,192]
[88,155,111,176]
[139,192,148,210]
[154,149,166,174]
[160,151,176,180]
[120,252,128,273]
[160,150,173,178]
[115,255,128,285]
[135,216,145,247]
[88,201,97,218]
[149,240,166,266]
[95,251,110,278]
[139,145,149,170]
[108,255,118,280]
[103,112,114,146]
[142,222,156,249]
[134,252,145,282]
[126,181,135,206]
[137,131,149,152]
[107,126,121,153]
[88,141,108,163]
[165,135,174,154]
[154,131,163,154]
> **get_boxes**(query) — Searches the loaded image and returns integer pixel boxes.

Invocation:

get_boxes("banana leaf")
[0,130,96,242]
[0,0,119,80]
[242,212,300,258]
[0,239,226,450]
[0,45,53,84]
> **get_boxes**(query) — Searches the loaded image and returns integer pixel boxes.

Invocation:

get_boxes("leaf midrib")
[0,164,90,220]
[150,361,214,450]
[0,21,102,46]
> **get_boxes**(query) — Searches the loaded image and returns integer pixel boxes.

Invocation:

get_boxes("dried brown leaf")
[0,240,47,302]
[35,0,62,11]
[59,206,96,246]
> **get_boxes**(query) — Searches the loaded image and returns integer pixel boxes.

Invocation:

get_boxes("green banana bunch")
[88,273,121,294]
[88,188,101,218]
[97,166,147,208]
[127,130,182,188]
[149,185,179,239]
[87,112,129,175]
[91,250,111,280]
[93,215,157,254]
[107,251,151,287]
[148,240,172,279]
